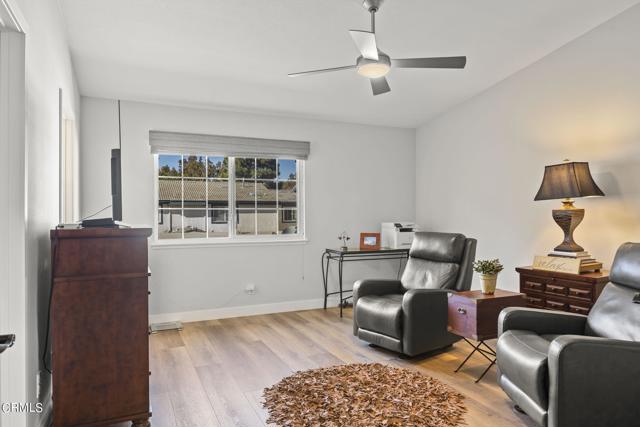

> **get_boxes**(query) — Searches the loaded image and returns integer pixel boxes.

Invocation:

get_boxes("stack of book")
[548,250,602,273]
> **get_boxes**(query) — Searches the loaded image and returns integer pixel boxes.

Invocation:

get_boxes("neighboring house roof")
[158,177,296,203]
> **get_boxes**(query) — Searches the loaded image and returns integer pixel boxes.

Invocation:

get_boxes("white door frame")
[0,1,27,426]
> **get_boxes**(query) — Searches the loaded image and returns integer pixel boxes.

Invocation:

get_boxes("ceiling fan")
[288,0,467,96]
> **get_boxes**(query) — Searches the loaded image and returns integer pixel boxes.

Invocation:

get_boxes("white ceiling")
[59,0,639,128]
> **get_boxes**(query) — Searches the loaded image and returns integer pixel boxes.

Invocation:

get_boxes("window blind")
[149,130,310,160]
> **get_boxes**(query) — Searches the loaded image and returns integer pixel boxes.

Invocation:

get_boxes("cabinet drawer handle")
[457,307,467,314]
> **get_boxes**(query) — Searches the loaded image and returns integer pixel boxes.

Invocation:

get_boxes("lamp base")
[549,202,602,272]
[552,207,584,253]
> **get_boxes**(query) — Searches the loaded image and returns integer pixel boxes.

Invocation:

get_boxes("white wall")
[7,0,81,425]
[415,5,640,291]
[80,98,415,319]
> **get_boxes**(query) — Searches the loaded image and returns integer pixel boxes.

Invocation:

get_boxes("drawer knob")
[457,307,467,314]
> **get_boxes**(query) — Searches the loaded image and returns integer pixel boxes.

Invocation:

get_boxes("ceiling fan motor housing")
[362,0,384,12]
[357,52,390,68]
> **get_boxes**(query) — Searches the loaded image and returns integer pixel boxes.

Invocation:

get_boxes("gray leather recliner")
[352,232,477,356]
[496,242,640,427]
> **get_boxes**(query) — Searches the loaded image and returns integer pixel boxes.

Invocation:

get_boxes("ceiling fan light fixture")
[357,62,390,78]
[356,53,391,78]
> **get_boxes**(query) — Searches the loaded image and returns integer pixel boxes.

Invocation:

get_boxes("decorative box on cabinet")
[516,266,609,315]
[50,227,152,427]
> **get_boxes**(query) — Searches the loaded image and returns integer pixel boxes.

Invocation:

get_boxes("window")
[156,154,303,242]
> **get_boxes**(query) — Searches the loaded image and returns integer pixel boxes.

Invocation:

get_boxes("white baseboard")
[148,298,333,324]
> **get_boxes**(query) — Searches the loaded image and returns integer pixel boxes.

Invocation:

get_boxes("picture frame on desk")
[359,232,381,250]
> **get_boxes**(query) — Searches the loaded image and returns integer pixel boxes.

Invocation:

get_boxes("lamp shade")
[534,161,604,201]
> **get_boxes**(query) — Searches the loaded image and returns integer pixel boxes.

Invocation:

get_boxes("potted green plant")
[473,259,504,295]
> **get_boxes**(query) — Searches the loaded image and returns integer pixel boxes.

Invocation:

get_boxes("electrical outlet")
[245,284,256,295]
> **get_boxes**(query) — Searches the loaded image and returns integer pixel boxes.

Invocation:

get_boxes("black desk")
[321,247,410,317]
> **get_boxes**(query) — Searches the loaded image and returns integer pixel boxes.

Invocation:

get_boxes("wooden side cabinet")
[516,266,609,315]
[447,289,526,383]
[51,227,152,427]
[448,289,526,341]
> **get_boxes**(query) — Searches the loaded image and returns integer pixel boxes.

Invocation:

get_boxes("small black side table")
[321,247,409,317]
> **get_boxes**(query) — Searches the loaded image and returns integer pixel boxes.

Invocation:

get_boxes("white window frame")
[153,154,306,246]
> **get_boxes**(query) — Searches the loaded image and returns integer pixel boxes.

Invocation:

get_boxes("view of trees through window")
[157,154,300,240]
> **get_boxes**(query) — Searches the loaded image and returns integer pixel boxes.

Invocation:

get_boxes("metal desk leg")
[338,254,344,317]
[321,251,329,309]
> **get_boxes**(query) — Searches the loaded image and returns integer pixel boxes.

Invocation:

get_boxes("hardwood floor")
[125,308,538,427]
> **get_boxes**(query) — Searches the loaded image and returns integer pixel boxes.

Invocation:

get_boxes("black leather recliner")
[352,232,477,356]
[496,242,640,427]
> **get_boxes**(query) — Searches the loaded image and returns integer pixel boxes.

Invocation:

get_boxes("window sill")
[150,237,309,249]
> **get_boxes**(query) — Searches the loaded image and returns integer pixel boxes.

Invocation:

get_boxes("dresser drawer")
[567,286,593,301]
[545,283,568,297]
[568,304,590,315]
[545,297,568,311]
[525,295,545,308]
[522,279,545,293]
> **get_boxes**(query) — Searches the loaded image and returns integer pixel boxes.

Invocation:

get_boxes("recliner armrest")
[352,279,402,335]
[498,307,587,337]
[401,288,449,312]
[401,289,451,356]
[547,335,640,427]
[353,279,402,302]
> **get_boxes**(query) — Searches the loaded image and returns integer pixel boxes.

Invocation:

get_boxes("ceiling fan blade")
[370,77,390,96]
[392,56,467,69]
[349,30,379,60]
[288,65,356,77]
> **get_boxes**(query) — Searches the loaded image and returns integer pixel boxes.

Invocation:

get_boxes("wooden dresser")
[516,266,609,315]
[51,227,152,427]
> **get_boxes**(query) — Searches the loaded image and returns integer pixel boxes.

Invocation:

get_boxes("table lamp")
[534,160,604,271]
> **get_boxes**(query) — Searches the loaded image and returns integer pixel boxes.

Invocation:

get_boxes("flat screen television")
[111,148,122,222]
[81,148,122,227]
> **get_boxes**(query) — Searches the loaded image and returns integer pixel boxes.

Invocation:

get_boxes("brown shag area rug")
[262,363,467,427]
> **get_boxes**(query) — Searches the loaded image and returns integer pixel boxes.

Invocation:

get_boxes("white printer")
[381,222,419,249]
